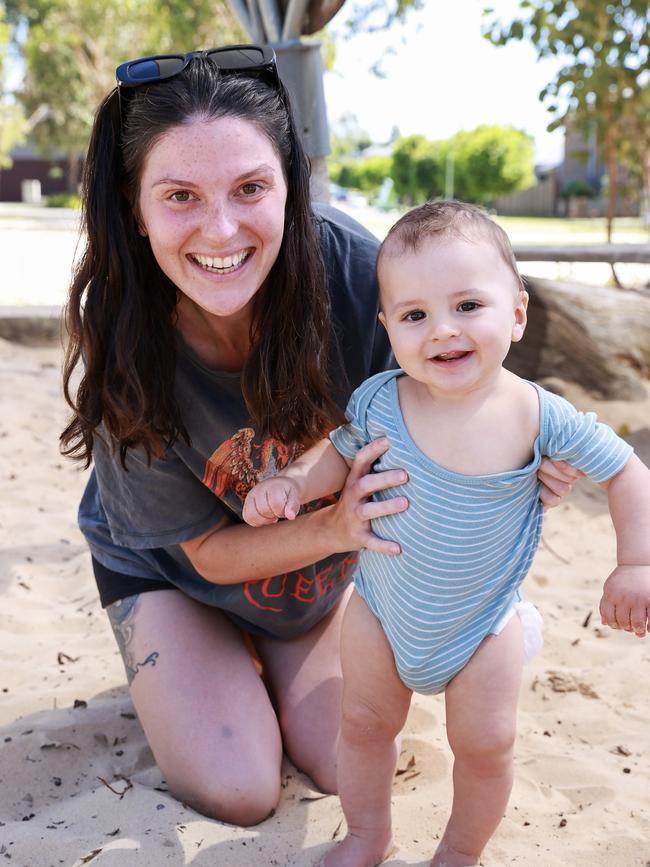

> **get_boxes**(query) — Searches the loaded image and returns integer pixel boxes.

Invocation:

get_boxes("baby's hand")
[243,477,301,527]
[599,565,650,637]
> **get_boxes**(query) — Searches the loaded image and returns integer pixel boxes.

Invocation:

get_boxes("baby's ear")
[511,290,528,343]
[378,310,387,329]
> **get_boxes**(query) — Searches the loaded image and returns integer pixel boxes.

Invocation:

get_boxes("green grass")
[494,216,649,245]
[340,205,649,244]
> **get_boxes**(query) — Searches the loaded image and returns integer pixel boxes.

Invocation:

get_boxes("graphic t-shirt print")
[202,427,297,513]
[201,428,348,616]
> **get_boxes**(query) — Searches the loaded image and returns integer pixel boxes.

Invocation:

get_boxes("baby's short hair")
[378,200,525,293]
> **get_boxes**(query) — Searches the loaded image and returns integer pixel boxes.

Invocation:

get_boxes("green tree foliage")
[0,4,26,168]
[329,153,391,192]
[390,134,443,203]
[617,85,650,222]
[355,155,392,191]
[449,125,535,204]
[5,0,243,185]
[331,124,535,206]
[483,0,650,238]
[382,127,534,205]
[0,104,25,168]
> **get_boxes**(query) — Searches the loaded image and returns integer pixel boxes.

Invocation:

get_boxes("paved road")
[1,203,648,309]
[0,205,81,307]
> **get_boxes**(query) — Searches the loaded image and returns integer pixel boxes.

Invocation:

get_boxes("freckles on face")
[136,115,288,321]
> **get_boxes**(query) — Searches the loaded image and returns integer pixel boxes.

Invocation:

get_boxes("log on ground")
[506,276,650,400]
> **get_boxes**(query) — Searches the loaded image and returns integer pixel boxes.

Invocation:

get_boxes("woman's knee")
[168,767,281,826]
[295,749,338,795]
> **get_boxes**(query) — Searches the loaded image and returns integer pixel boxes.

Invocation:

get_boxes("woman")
[61,45,577,827]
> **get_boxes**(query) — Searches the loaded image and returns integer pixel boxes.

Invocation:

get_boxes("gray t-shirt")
[79,204,393,639]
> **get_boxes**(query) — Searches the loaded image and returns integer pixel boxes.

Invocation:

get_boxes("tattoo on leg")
[106,595,160,686]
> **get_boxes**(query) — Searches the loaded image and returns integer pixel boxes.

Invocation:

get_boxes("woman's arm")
[182,438,408,585]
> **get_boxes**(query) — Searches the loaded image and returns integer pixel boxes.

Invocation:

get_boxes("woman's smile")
[189,248,254,275]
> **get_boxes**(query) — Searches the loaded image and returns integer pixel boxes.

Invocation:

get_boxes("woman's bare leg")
[433,615,524,867]
[107,589,283,826]
[254,586,353,794]
[319,590,412,867]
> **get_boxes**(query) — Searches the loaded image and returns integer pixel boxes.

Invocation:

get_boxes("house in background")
[556,124,602,197]
[493,163,560,217]
[0,145,83,202]
[494,126,638,218]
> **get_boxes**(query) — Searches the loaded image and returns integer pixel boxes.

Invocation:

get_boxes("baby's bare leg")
[320,590,412,867]
[433,614,524,867]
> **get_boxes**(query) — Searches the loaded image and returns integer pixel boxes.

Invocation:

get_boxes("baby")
[243,201,650,867]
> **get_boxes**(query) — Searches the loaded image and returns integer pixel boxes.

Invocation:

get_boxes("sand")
[1,336,649,867]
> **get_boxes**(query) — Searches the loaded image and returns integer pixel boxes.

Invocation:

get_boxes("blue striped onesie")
[329,369,633,695]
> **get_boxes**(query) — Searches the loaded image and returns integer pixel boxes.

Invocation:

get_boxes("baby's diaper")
[493,600,544,663]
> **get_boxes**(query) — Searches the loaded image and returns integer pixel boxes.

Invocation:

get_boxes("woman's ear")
[135,212,148,237]
[378,310,387,329]
[125,187,147,236]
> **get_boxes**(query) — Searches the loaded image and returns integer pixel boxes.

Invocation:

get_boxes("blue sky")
[324,0,567,165]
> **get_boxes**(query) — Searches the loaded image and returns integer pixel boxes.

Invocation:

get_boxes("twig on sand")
[541,535,571,564]
[97,776,133,799]
[79,849,103,864]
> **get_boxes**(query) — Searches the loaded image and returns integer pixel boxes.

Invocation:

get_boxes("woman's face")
[137,115,288,322]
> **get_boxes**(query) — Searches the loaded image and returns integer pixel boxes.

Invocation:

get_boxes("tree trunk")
[309,156,330,203]
[641,147,650,237]
[604,102,618,243]
[67,151,81,194]
[506,275,650,400]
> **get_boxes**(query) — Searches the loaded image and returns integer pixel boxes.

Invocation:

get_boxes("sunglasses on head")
[115,44,280,122]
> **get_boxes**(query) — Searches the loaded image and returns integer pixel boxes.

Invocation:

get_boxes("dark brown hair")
[61,57,343,468]
[378,200,525,293]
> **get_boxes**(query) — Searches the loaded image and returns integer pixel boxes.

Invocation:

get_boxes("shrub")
[560,180,597,199]
[46,193,81,208]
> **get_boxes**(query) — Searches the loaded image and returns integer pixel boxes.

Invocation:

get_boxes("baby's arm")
[243,438,350,527]
[599,454,650,637]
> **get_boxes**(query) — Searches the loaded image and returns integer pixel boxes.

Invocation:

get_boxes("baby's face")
[378,236,528,396]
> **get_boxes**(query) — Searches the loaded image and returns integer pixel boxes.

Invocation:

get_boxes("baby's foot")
[431,839,482,867]
[317,832,394,867]
[431,860,481,867]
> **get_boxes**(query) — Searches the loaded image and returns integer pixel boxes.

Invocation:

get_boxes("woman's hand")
[322,437,408,556]
[537,458,583,509]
